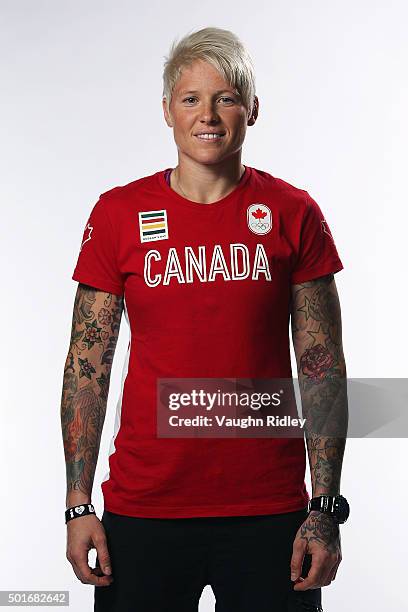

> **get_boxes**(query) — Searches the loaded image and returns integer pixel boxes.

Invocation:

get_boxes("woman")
[62,26,348,612]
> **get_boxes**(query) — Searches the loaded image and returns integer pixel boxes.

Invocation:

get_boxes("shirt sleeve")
[290,192,344,284]
[72,195,125,296]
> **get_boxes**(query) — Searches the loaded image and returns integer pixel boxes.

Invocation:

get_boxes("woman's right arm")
[61,283,124,586]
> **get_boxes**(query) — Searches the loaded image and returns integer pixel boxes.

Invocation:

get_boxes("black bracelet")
[65,503,96,524]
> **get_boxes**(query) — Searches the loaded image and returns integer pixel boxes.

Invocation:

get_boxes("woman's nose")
[198,103,220,123]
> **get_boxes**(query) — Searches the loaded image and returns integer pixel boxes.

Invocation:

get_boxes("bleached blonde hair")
[162,27,257,117]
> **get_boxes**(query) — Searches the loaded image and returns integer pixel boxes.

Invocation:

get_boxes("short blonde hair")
[162,27,256,117]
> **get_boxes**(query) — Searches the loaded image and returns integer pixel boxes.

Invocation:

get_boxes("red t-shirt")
[72,165,344,518]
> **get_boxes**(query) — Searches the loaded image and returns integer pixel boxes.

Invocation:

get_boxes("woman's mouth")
[194,133,226,142]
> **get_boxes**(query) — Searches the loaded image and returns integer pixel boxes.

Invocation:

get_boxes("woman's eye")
[182,97,235,104]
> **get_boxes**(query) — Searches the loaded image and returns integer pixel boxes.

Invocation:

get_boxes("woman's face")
[163,59,258,166]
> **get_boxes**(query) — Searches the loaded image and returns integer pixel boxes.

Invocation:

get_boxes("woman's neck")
[169,160,246,204]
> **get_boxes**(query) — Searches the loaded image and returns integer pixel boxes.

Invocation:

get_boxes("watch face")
[335,495,350,523]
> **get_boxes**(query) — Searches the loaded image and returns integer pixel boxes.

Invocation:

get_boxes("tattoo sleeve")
[290,273,348,497]
[61,284,124,508]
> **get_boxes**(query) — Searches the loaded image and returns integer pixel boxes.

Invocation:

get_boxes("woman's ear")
[162,97,173,128]
[247,96,259,126]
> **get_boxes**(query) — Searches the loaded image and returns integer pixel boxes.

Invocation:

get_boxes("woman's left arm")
[289,273,349,590]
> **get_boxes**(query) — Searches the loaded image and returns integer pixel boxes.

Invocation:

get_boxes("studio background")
[1,1,406,610]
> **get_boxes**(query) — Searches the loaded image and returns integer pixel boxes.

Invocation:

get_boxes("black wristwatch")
[307,494,350,524]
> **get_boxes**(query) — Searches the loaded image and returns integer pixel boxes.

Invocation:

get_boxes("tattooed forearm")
[290,274,348,497]
[307,435,345,495]
[63,385,105,495]
[61,284,124,507]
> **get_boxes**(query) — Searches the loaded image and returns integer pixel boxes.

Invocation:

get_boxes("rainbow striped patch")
[138,209,169,243]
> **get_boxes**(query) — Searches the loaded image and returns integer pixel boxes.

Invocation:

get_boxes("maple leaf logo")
[80,223,93,252]
[321,220,334,241]
[252,208,267,220]
[247,203,272,235]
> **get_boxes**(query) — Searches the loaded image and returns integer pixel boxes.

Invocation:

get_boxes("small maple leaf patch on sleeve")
[321,219,334,241]
[80,223,93,252]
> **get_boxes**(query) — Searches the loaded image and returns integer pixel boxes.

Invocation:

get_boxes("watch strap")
[308,495,337,513]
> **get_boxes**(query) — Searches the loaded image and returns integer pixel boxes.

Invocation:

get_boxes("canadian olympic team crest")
[247,203,272,235]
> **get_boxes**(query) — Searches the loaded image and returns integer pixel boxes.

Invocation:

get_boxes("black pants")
[94,507,323,612]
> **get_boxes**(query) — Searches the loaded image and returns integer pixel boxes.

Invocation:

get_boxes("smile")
[195,134,225,141]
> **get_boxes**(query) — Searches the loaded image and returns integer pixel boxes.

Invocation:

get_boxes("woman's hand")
[290,510,342,590]
[66,514,114,587]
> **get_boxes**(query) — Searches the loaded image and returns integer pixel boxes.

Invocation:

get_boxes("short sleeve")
[72,195,125,295]
[291,193,344,284]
